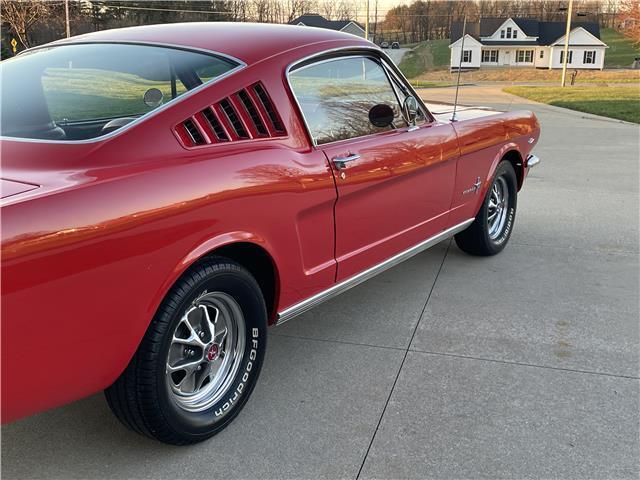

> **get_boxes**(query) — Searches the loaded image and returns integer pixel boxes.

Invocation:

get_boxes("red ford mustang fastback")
[0,23,539,444]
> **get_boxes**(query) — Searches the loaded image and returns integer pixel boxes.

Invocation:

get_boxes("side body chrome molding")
[276,218,474,325]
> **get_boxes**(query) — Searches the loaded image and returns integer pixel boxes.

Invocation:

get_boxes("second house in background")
[449,17,607,70]
[289,13,367,39]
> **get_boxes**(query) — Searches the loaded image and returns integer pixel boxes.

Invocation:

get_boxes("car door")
[288,54,458,281]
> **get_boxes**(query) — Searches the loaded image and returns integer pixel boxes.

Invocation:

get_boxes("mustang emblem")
[463,177,482,195]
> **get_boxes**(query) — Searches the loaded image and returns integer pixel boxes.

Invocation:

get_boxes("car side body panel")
[0,25,539,424]
[448,110,539,225]
[324,122,459,281]
[1,48,344,422]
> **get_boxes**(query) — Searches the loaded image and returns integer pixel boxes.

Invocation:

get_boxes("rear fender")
[147,231,280,323]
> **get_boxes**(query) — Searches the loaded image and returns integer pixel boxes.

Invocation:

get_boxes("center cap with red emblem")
[206,344,219,361]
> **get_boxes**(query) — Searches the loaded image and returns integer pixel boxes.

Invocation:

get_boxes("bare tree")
[320,0,335,19]
[2,0,48,48]
[335,0,356,21]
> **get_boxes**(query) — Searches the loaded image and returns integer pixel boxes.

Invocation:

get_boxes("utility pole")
[560,0,574,87]
[365,0,369,41]
[65,0,71,38]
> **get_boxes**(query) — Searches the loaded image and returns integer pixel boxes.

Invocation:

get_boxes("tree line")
[1,0,636,59]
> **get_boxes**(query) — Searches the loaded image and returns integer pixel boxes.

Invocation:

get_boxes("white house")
[289,13,367,39]
[450,18,607,70]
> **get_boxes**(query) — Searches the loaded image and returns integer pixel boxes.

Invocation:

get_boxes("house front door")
[502,51,510,66]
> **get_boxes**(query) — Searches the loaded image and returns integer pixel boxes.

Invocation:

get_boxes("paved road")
[3,88,639,479]
[383,47,409,65]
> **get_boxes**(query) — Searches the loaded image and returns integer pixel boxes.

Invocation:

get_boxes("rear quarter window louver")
[202,107,229,141]
[174,83,286,149]
[253,83,285,133]
[219,99,249,139]
[237,90,268,136]
[182,118,206,146]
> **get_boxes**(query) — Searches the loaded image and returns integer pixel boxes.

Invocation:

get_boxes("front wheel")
[455,161,517,256]
[105,257,267,445]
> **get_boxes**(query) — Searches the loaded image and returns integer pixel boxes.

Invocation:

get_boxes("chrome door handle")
[332,154,360,169]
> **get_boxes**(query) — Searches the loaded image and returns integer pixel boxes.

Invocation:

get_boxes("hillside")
[398,39,450,78]
[601,28,640,67]
[398,29,638,77]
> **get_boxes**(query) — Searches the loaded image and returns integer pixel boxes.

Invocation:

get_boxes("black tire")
[105,256,267,445]
[455,161,517,256]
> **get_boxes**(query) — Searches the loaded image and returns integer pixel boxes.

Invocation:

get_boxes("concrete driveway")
[2,87,639,479]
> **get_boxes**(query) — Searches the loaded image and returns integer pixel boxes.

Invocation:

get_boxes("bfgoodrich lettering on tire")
[105,256,267,445]
[455,161,518,256]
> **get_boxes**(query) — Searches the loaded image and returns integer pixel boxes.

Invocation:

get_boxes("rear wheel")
[105,257,267,445]
[455,161,517,256]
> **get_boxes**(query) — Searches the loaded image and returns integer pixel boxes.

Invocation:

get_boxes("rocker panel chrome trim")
[276,218,474,325]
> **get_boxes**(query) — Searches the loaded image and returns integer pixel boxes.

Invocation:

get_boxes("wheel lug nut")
[196,365,201,371]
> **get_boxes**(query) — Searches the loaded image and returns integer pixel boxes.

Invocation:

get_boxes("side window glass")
[289,56,405,145]
[383,64,428,125]
[42,55,188,123]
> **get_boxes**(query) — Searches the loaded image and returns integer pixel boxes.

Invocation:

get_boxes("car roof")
[47,22,372,65]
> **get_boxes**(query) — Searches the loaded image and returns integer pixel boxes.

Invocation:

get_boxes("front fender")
[483,143,524,197]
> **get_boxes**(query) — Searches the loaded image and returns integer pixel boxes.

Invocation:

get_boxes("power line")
[92,3,232,15]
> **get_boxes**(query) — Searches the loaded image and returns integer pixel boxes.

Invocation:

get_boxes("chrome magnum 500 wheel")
[166,292,246,413]
[105,257,267,445]
[455,161,517,256]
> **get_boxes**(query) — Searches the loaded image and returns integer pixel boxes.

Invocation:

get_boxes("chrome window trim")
[276,218,474,325]
[1,41,246,145]
[379,59,431,126]
[19,40,246,66]
[285,45,434,148]
[288,53,405,146]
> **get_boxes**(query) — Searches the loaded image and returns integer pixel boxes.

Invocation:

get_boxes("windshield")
[0,43,239,141]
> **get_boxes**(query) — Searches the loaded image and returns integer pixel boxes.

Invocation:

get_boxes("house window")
[540,50,544,59]
[500,30,505,38]
[560,50,573,64]
[462,50,472,63]
[482,50,498,62]
[583,50,596,64]
[516,50,533,63]
[513,30,518,38]
[506,27,512,38]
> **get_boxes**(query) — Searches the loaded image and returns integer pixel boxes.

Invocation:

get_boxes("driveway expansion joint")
[268,332,407,352]
[355,239,453,480]
[407,348,640,380]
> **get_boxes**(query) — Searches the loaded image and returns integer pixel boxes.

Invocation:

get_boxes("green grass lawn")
[504,86,640,123]
[601,28,640,67]
[409,80,454,88]
[398,39,450,78]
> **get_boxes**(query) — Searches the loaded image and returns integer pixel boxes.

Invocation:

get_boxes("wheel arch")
[501,149,525,191]
[210,242,279,324]
[149,232,281,326]
[488,144,525,192]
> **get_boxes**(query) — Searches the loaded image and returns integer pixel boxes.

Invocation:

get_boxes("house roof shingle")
[289,14,364,33]
[537,21,600,44]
